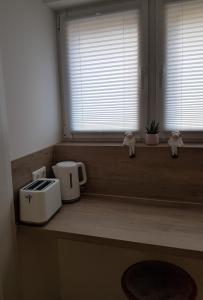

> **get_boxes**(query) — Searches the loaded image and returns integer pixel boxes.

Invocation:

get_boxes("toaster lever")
[25,195,32,203]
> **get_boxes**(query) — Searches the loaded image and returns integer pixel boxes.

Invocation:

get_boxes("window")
[67,10,140,132]
[59,0,203,141]
[59,0,148,139]
[163,0,203,131]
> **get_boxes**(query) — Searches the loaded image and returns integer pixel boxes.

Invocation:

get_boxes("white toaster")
[20,178,62,224]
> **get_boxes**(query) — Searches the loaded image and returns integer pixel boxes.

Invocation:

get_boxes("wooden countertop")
[18,194,203,256]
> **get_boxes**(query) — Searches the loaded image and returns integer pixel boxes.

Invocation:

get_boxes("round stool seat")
[121,260,197,300]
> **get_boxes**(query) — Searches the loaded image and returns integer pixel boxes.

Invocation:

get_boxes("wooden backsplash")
[54,143,203,204]
[11,143,203,222]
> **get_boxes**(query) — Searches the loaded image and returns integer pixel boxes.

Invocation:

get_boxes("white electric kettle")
[52,161,87,202]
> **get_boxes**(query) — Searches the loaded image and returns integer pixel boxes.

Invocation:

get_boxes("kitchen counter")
[18,194,203,256]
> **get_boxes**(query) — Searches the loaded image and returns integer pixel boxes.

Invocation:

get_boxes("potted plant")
[145,120,160,145]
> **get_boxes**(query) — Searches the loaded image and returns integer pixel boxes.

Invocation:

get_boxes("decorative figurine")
[168,131,184,158]
[123,131,136,158]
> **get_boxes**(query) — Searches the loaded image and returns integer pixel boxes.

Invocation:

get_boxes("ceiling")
[44,0,102,10]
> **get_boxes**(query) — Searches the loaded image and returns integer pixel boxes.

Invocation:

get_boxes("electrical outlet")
[32,166,46,181]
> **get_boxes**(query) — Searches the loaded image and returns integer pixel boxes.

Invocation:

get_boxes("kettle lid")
[56,161,76,168]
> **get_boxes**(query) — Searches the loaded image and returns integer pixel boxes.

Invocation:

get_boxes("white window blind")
[164,0,203,131]
[65,9,140,132]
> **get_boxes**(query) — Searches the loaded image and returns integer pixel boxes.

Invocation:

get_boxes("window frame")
[58,0,203,143]
[57,0,149,142]
[155,0,203,142]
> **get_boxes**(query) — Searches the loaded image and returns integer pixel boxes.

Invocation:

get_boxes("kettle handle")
[77,162,87,185]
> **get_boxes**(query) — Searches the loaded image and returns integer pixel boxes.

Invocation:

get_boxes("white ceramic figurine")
[123,131,136,158]
[168,131,184,158]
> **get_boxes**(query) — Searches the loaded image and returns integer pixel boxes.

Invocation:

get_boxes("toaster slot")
[23,180,54,191]
[35,180,53,191]
[23,180,43,191]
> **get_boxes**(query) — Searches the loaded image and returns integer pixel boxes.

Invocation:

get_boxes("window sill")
[57,141,203,149]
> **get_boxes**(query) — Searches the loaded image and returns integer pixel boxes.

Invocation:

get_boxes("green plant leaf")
[145,120,160,134]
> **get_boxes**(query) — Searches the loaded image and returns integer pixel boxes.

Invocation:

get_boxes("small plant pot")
[145,133,159,145]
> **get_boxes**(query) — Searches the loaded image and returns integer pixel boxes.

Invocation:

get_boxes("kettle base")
[62,197,80,204]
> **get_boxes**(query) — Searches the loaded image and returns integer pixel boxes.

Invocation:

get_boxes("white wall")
[0,0,62,160]
[0,50,19,300]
